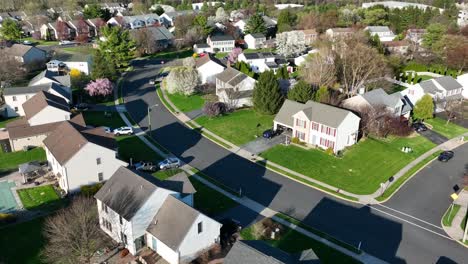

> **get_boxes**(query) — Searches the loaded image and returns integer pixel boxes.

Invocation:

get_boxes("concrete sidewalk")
[157,86,468,204]
[442,189,468,247]
[114,88,389,264]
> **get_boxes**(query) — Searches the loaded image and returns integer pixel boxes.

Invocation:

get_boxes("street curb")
[440,206,468,249]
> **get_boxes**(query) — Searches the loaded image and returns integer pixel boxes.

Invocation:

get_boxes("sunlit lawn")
[425,117,468,139]
[166,93,205,112]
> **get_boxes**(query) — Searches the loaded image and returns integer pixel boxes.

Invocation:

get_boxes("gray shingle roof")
[243,52,276,60]
[275,99,355,128]
[435,76,462,91]
[366,26,392,33]
[419,79,439,94]
[146,195,200,250]
[3,82,70,100]
[159,172,196,194]
[4,44,44,57]
[250,33,266,39]
[28,70,71,87]
[95,167,160,220]
[130,26,174,41]
[216,67,251,87]
[210,34,235,41]
[224,241,293,264]
[361,88,401,108]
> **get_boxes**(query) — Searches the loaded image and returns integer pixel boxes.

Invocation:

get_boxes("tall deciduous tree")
[300,47,336,88]
[275,31,306,57]
[363,8,388,26]
[0,19,22,41]
[165,67,199,95]
[98,26,136,69]
[413,94,434,121]
[253,71,284,115]
[85,78,114,97]
[287,80,313,103]
[314,86,330,103]
[422,23,446,51]
[42,196,105,264]
[245,14,266,35]
[277,8,298,33]
[0,49,25,87]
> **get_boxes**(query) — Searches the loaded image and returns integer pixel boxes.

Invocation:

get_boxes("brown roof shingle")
[7,120,63,140]
[22,91,69,120]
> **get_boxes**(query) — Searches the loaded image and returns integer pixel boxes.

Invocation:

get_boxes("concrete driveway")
[241,135,286,155]
[418,129,448,145]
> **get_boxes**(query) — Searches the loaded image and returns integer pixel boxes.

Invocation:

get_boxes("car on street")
[73,103,89,111]
[22,40,33,45]
[158,157,181,170]
[438,151,454,162]
[262,128,282,139]
[134,161,158,172]
[412,122,427,132]
[103,127,111,133]
[59,40,75,46]
[113,126,134,136]
[149,79,156,85]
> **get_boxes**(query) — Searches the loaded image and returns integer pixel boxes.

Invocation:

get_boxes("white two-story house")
[207,35,235,53]
[244,33,266,49]
[44,121,127,193]
[237,52,288,73]
[274,100,360,153]
[195,55,226,84]
[215,67,256,109]
[95,167,221,263]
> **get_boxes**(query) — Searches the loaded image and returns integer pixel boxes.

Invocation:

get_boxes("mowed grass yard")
[166,93,205,112]
[82,111,125,129]
[196,109,275,145]
[17,185,61,210]
[189,177,238,216]
[0,217,46,264]
[424,117,468,139]
[261,135,435,194]
[0,148,46,173]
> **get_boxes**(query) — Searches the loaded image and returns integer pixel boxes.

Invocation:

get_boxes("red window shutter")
[333,129,336,137]
[296,119,298,126]
[304,121,306,129]
[331,141,335,149]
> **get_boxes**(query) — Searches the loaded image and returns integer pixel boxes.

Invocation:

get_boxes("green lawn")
[424,117,468,139]
[403,61,459,77]
[17,185,61,210]
[0,148,46,174]
[240,219,361,264]
[215,52,228,59]
[0,217,46,264]
[261,136,435,194]
[196,109,275,145]
[22,37,58,46]
[157,88,176,113]
[166,92,205,112]
[189,177,238,216]
[149,48,192,59]
[153,168,183,181]
[244,48,275,53]
[82,111,126,129]
[60,46,93,54]
[117,135,163,163]
[442,204,461,227]
[0,116,19,128]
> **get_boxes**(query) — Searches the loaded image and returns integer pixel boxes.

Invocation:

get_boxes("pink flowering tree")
[84,78,114,97]
[227,47,243,64]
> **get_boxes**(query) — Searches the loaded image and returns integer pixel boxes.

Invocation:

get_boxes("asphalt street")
[122,64,468,264]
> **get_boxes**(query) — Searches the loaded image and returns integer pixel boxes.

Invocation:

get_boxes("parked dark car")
[262,128,282,139]
[438,151,454,162]
[412,122,427,132]
[134,161,158,172]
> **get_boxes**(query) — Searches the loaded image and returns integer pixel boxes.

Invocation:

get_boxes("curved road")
[122,65,467,263]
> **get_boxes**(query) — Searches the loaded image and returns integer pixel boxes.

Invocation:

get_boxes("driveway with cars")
[121,60,468,264]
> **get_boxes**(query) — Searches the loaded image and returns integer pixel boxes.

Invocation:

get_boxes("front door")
[134,235,146,252]
[152,237,157,251]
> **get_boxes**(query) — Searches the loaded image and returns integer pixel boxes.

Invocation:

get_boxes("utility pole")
[147,104,159,137]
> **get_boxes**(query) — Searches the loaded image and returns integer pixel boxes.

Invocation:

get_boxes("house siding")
[198,62,225,84]
[10,134,48,152]
[146,233,180,264]
[28,106,70,126]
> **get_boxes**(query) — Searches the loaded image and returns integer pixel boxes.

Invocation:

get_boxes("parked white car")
[158,158,181,170]
[113,127,133,136]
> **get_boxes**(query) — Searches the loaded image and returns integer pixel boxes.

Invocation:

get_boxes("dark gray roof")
[94,167,160,220]
[195,43,210,48]
[195,54,226,68]
[361,88,401,108]
[216,67,251,87]
[28,70,71,87]
[275,100,356,128]
[400,95,413,114]
[265,61,279,68]
[3,82,70,100]
[146,195,200,250]
[419,80,440,94]
[250,33,266,39]
[243,52,276,60]
[130,26,174,41]
[435,76,463,91]
[160,172,196,194]
[366,26,392,33]
[210,34,235,41]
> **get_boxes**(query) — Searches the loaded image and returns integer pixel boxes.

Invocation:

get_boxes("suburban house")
[108,14,160,29]
[293,49,319,66]
[28,69,72,88]
[362,1,442,11]
[287,29,318,45]
[406,29,426,45]
[233,15,276,34]
[342,88,412,118]
[95,167,221,263]
[3,44,47,68]
[6,91,71,151]
[365,26,396,42]
[244,33,266,49]
[44,121,127,193]
[40,18,77,40]
[224,240,320,264]
[401,76,464,112]
[383,40,410,55]
[47,56,92,75]
[215,67,256,108]
[195,55,226,84]
[2,81,71,117]
[207,35,235,53]
[456,73,468,99]
[192,1,222,11]
[274,100,361,153]
[130,26,174,50]
[237,52,288,73]
[158,10,193,28]
[193,43,212,54]
[325,28,355,39]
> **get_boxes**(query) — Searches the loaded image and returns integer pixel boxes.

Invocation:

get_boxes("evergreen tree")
[413,94,434,121]
[314,86,330,103]
[287,80,313,103]
[92,50,117,81]
[277,8,298,33]
[245,14,267,35]
[0,19,21,41]
[253,71,284,115]
[98,27,136,70]
[276,66,289,79]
